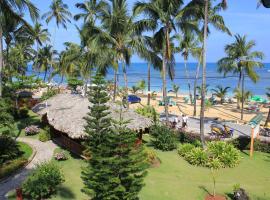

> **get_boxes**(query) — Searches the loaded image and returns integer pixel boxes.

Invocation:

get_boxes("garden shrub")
[178,143,195,157]
[22,162,64,200]
[0,157,27,179]
[185,147,208,166]
[144,148,158,166]
[178,141,241,168]
[230,136,270,153]
[179,131,213,145]
[41,89,58,101]
[150,125,177,151]
[136,106,158,122]
[38,127,51,142]
[54,151,68,161]
[0,136,22,164]
[208,141,241,168]
[25,125,40,136]
[18,107,29,119]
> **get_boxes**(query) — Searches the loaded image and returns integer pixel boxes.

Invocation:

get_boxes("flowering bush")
[54,151,68,161]
[24,125,40,136]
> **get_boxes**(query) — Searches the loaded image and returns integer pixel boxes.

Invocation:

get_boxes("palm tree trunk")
[200,0,209,149]
[265,108,270,127]
[113,67,118,102]
[241,69,245,120]
[162,50,168,123]
[193,53,202,116]
[147,62,151,106]
[123,62,129,109]
[184,57,192,104]
[0,26,3,98]
[237,71,242,109]
[44,68,48,82]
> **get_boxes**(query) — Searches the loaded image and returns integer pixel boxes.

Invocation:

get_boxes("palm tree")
[265,88,270,127]
[258,0,270,8]
[172,84,180,98]
[177,31,200,104]
[218,34,264,120]
[32,23,50,76]
[211,85,230,104]
[189,0,229,148]
[0,0,39,97]
[74,0,106,23]
[42,0,72,45]
[34,45,57,81]
[234,89,252,106]
[133,0,186,122]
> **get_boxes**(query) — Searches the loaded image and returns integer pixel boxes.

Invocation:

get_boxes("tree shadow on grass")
[198,185,211,196]
[56,186,76,199]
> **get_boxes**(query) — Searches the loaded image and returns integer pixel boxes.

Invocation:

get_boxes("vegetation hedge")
[41,89,59,101]
[230,136,270,153]
[0,142,33,179]
[178,141,241,168]
[38,127,51,142]
[150,125,177,151]
[22,162,64,200]
[0,136,22,164]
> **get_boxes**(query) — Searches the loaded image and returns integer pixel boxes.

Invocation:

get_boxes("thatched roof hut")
[33,94,153,139]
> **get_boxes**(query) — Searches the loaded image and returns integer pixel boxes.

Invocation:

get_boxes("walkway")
[0,137,57,200]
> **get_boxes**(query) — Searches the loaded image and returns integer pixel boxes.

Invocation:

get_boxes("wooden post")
[250,127,254,158]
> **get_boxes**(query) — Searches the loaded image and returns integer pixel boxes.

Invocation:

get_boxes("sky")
[27,0,270,62]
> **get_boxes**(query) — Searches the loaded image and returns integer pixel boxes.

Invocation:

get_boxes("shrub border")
[0,141,37,183]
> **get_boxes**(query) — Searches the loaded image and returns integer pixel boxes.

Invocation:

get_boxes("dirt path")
[0,137,57,200]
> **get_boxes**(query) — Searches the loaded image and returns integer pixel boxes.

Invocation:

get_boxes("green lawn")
[7,141,270,200]
[14,110,44,139]
[18,141,33,160]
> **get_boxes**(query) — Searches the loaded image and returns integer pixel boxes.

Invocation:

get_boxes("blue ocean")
[27,63,270,96]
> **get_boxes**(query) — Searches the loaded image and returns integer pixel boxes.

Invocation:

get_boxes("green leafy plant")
[172,84,180,98]
[144,148,159,166]
[150,125,177,151]
[0,136,22,164]
[136,105,158,122]
[22,162,64,200]
[137,80,146,93]
[178,141,241,197]
[40,89,59,101]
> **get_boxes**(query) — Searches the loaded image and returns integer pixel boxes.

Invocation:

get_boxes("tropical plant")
[172,84,180,98]
[34,45,57,81]
[177,30,200,103]
[136,105,158,122]
[0,135,22,164]
[133,0,194,122]
[22,162,64,200]
[0,98,15,135]
[218,34,264,120]
[234,89,252,105]
[150,125,177,151]
[211,85,230,104]
[178,141,241,197]
[196,84,209,98]
[131,85,140,94]
[190,0,230,148]
[67,77,83,92]
[38,129,51,142]
[137,79,146,93]
[0,0,39,97]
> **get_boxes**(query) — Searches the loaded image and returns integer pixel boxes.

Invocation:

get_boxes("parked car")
[127,95,141,103]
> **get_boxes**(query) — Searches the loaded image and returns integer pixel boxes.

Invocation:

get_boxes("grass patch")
[7,139,270,200]
[15,110,44,139]
[0,142,33,179]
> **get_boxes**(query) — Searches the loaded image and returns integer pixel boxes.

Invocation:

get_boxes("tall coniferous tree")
[82,74,147,200]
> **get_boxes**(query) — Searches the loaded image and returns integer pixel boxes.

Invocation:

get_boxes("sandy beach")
[129,91,269,124]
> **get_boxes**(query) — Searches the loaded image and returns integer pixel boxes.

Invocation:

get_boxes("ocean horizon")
[27,62,270,96]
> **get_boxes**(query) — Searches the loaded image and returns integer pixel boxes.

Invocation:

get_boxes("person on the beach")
[182,114,188,129]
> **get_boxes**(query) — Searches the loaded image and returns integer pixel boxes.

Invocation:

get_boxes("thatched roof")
[33,94,153,139]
